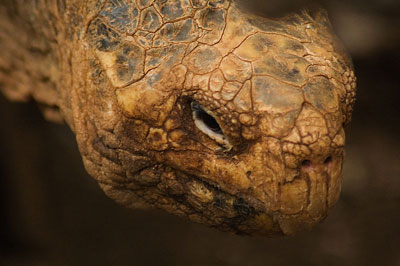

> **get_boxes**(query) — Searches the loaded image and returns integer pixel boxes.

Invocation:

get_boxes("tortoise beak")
[275,155,343,235]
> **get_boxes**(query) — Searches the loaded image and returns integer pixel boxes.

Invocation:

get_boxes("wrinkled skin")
[0,0,356,236]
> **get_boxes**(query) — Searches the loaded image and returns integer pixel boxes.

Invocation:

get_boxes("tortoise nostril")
[301,160,312,168]
[300,157,333,172]
[324,156,332,165]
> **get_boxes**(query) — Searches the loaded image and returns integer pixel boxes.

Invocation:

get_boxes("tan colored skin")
[0,0,356,236]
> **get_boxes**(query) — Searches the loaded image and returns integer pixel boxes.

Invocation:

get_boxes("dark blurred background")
[1,1,400,265]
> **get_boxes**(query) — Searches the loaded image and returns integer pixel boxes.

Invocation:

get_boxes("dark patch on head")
[147,71,162,86]
[101,3,130,26]
[208,0,226,8]
[226,215,249,233]
[141,6,162,32]
[191,0,205,8]
[57,0,66,14]
[87,19,121,51]
[171,194,187,204]
[149,131,162,142]
[123,46,133,55]
[174,19,196,42]
[100,0,139,33]
[160,23,174,39]
[291,68,299,75]
[233,198,254,216]
[247,17,286,34]
[202,8,225,29]
[116,55,127,65]
[91,138,120,164]
[304,76,336,112]
[140,0,153,6]
[156,0,186,21]
[213,194,226,209]
[98,38,119,51]
[287,41,304,53]
[91,68,105,85]
[133,7,139,17]
[113,43,145,83]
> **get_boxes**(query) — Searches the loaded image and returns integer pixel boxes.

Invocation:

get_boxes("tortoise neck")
[0,0,68,123]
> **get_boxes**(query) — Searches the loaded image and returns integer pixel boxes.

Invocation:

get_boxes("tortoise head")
[76,0,356,235]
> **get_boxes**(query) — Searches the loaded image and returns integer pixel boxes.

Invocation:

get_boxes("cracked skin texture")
[0,0,357,236]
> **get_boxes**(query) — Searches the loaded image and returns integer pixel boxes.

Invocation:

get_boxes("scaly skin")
[0,0,356,236]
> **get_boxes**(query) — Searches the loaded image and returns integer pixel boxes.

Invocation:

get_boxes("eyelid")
[193,115,228,145]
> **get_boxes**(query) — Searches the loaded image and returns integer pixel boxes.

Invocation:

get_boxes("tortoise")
[0,0,356,236]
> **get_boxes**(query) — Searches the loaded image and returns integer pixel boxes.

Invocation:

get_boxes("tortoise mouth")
[171,162,341,235]
[178,172,255,222]
[167,170,284,235]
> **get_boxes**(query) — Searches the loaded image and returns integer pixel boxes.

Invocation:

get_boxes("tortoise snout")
[276,153,343,235]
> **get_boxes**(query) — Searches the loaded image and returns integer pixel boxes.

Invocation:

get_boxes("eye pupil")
[191,102,223,135]
[196,108,223,134]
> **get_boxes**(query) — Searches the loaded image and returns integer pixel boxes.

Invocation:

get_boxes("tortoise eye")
[191,101,231,148]
[191,101,222,134]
